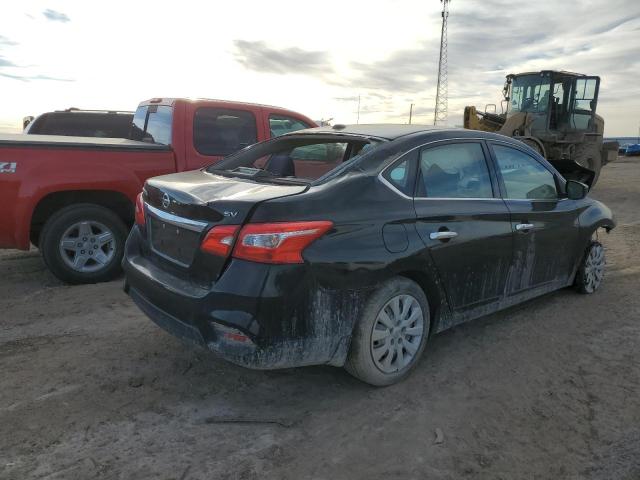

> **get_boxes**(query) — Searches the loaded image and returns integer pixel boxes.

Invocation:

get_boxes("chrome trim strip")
[146,203,209,232]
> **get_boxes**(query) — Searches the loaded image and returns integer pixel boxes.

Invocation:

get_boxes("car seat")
[265,152,295,177]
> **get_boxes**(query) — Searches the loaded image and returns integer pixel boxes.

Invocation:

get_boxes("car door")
[412,140,513,315]
[489,142,581,294]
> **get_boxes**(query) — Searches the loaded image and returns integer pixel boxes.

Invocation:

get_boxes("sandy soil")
[1,157,639,480]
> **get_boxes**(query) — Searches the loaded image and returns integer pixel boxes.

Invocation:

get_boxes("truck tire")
[40,204,128,284]
[345,277,430,386]
[574,143,602,186]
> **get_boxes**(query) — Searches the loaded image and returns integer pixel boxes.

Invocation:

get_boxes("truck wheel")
[574,143,602,186]
[40,204,128,284]
[345,277,430,386]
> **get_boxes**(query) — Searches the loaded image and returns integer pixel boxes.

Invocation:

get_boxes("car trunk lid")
[142,169,307,280]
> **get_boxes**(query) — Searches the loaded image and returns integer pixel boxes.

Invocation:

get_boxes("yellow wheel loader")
[464,71,618,187]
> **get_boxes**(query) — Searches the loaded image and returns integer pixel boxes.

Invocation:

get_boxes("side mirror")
[566,180,588,200]
[22,116,34,129]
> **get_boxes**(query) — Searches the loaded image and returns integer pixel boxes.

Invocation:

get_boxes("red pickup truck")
[0,98,315,283]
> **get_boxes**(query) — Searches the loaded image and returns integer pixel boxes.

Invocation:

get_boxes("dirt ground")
[1,157,639,480]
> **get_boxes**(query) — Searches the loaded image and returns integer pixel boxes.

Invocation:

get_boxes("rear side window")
[493,145,557,199]
[269,115,311,137]
[130,105,173,145]
[194,108,258,156]
[383,150,417,196]
[418,143,493,198]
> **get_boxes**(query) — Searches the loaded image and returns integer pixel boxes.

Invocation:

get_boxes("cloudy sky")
[1,0,639,136]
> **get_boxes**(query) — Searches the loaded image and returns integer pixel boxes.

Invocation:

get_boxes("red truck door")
[182,101,266,171]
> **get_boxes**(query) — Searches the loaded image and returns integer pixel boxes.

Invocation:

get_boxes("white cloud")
[0,0,638,135]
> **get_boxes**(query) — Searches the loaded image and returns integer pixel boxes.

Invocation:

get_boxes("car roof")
[138,97,303,112]
[286,124,526,144]
[292,124,448,140]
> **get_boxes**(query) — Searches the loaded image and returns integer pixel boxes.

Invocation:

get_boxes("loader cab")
[506,71,600,136]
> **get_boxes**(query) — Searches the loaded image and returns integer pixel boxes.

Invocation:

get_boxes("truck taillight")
[232,221,333,264]
[201,225,240,257]
[135,193,145,226]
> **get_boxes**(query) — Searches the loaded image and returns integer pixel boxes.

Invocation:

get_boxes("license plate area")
[147,205,209,267]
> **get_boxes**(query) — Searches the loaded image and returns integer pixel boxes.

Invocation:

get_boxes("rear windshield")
[27,112,134,138]
[130,105,173,145]
[208,135,383,183]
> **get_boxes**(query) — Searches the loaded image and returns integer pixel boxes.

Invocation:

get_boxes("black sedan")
[123,125,615,386]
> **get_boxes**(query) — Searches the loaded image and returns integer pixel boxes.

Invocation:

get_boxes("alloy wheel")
[370,294,425,373]
[583,243,605,293]
[58,221,116,273]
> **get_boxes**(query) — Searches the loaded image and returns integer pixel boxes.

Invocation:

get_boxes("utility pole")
[357,95,361,124]
[409,103,414,124]
[433,0,450,126]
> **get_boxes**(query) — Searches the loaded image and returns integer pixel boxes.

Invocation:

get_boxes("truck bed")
[0,133,170,151]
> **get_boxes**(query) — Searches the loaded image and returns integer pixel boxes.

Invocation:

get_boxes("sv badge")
[0,162,17,174]
[223,211,238,218]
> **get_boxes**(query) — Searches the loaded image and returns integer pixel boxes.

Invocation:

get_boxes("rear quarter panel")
[0,145,176,249]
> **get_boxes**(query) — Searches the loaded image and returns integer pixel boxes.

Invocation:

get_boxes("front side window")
[417,143,493,198]
[194,108,258,156]
[269,115,311,137]
[130,105,173,145]
[493,145,557,200]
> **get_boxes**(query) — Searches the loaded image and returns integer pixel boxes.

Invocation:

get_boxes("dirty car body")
[123,125,615,373]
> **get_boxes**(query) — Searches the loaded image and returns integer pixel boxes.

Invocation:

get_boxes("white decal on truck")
[0,162,17,174]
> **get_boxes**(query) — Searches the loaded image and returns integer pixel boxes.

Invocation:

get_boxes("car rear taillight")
[135,193,145,226]
[232,221,333,264]
[201,225,240,257]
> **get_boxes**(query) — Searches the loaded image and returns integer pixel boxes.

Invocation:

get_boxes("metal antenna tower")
[433,0,450,125]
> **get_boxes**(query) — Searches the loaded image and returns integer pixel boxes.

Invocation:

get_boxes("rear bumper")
[123,226,362,369]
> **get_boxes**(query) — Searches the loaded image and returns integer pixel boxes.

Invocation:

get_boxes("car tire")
[345,277,430,386]
[40,204,128,284]
[575,240,605,294]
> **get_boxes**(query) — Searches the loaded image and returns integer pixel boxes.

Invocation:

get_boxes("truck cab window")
[194,108,258,156]
[269,115,311,137]
[130,105,173,145]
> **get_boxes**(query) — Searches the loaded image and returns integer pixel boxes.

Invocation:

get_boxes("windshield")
[208,135,383,183]
[509,73,551,114]
[130,105,173,145]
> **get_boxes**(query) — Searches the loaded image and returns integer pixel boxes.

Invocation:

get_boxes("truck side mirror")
[566,180,588,200]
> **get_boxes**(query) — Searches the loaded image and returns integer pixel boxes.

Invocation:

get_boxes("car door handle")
[429,231,458,241]
[515,223,535,232]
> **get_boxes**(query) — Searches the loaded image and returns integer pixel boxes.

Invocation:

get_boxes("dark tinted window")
[493,145,557,199]
[418,143,493,198]
[194,108,258,156]
[130,105,173,145]
[269,115,311,137]
[27,112,133,138]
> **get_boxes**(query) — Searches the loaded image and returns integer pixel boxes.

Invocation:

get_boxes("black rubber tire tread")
[575,240,604,295]
[40,203,128,284]
[574,143,602,186]
[345,277,430,386]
